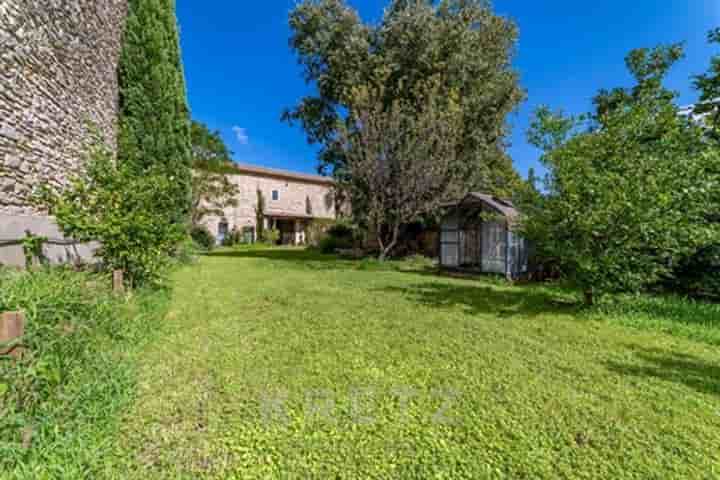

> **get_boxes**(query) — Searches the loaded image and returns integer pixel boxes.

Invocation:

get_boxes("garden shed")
[440,193,530,278]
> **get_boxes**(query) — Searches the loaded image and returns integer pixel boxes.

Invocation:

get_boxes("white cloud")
[232,126,249,145]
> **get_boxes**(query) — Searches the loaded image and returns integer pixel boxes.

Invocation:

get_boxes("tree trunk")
[378,223,400,262]
[376,225,386,261]
[584,288,595,307]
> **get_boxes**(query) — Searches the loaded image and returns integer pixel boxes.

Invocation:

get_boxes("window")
[272,190,279,201]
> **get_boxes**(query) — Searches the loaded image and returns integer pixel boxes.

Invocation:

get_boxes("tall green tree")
[284,0,524,197]
[693,28,720,136]
[671,28,720,297]
[521,45,720,305]
[118,0,192,222]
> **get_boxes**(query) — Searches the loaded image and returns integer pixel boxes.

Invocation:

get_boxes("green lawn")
[117,247,720,479]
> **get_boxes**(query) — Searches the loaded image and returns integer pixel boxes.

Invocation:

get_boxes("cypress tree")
[118,0,192,222]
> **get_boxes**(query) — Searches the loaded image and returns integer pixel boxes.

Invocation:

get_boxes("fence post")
[113,270,125,294]
[1,311,25,358]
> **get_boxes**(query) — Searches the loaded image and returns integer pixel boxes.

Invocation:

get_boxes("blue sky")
[177,0,718,178]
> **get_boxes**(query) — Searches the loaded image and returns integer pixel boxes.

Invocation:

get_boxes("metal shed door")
[481,221,507,274]
[441,214,460,267]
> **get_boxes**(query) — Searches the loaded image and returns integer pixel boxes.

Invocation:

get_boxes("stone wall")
[0,0,127,266]
[0,0,126,214]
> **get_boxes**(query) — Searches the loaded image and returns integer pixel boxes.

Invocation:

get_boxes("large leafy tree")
[693,28,720,137]
[521,44,720,305]
[118,0,192,222]
[672,28,720,297]
[189,121,239,227]
[284,0,524,197]
[338,83,464,260]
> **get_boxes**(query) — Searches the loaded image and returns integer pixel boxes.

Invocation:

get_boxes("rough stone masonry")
[0,0,127,266]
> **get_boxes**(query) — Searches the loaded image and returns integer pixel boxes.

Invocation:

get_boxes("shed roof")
[462,192,519,220]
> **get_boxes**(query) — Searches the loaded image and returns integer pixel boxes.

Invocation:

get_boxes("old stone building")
[202,163,337,246]
[0,0,127,266]
[0,1,337,265]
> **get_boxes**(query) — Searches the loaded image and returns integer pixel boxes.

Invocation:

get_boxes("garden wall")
[0,0,127,266]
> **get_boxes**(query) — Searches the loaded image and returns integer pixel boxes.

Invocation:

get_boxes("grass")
[588,293,720,346]
[108,247,720,479]
[0,268,170,479]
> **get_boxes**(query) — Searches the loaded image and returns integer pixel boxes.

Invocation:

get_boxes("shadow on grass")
[206,248,580,317]
[205,248,436,274]
[606,346,720,396]
[205,248,353,270]
[377,282,581,318]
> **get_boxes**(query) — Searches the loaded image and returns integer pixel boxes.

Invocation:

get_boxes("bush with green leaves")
[521,44,720,304]
[318,221,357,254]
[318,235,347,254]
[21,231,48,269]
[326,222,355,241]
[261,228,280,245]
[43,145,186,287]
[306,219,334,247]
[222,228,244,247]
[669,245,720,299]
[190,225,215,251]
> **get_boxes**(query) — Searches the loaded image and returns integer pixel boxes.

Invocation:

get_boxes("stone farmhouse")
[0,1,338,266]
[202,163,337,246]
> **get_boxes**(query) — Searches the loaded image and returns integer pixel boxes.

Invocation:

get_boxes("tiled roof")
[232,162,334,185]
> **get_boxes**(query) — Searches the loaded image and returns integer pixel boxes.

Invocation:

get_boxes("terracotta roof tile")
[233,163,334,185]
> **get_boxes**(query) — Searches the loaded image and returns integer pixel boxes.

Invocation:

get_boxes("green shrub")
[319,234,354,254]
[191,225,215,251]
[21,231,48,269]
[222,228,243,247]
[306,219,334,247]
[521,46,720,305]
[319,235,339,254]
[669,245,720,299]
[42,144,185,287]
[174,237,200,265]
[261,228,280,245]
[317,221,357,254]
[327,222,355,240]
